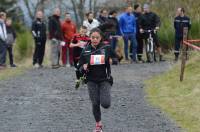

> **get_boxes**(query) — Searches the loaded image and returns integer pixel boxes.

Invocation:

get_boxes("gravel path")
[0,62,182,132]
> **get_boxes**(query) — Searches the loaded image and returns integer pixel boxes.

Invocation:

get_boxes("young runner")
[70,26,90,80]
[78,28,113,132]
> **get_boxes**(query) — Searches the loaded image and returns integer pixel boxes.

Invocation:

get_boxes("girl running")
[78,28,113,132]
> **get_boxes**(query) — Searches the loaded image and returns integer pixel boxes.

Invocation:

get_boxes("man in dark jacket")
[97,9,108,25]
[32,11,47,68]
[174,7,191,61]
[97,9,111,41]
[98,10,121,65]
[48,8,64,69]
[107,10,120,50]
[139,4,164,62]
[130,4,143,63]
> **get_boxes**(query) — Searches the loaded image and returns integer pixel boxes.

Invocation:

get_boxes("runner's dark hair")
[89,28,103,37]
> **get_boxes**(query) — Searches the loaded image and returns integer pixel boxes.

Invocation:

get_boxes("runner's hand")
[60,41,65,46]
[155,27,159,30]
[140,29,144,33]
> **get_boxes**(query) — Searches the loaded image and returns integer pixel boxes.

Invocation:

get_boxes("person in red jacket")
[61,12,76,67]
[70,26,90,79]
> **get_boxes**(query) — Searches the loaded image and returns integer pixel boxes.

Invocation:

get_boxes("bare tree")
[23,0,48,20]
[22,0,101,27]
[70,0,80,25]
[69,0,86,26]
[89,0,92,11]
[23,0,34,19]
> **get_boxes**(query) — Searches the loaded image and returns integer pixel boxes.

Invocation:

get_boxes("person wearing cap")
[139,3,165,62]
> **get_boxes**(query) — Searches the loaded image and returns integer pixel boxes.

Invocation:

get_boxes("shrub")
[14,30,34,62]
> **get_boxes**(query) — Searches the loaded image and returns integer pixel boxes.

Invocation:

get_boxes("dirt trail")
[0,62,182,132]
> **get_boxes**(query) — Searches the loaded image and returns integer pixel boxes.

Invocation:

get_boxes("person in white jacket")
[83,12,99,36]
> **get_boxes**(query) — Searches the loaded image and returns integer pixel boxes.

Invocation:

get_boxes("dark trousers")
[74,59,82,79]
[7,46,14,65]
[110,37,118,51]
[0,40,7,65]
[33,40,46,65]
[174,37,183,58]
[123,33,137,61]
[136,34,144,60]
[87,81,111,122]
[130,33,143,60]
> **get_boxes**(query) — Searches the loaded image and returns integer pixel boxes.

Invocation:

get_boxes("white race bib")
[90,55,105,65]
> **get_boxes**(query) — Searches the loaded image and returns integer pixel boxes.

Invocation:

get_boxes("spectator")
[97,9,108,24]
[83,12,99,36]
[107,10,120,51]
[48,8,64,69]
[32,11,47,68]
[132,4,144,63]
[61,12,76,67]
[6,18,17,67]
[119,5,138,63]
[139,4,165,62]
[0,12,7,69]
[98,10,122,65]
[174,7,191,61]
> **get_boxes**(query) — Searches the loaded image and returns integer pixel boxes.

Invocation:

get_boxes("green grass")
[0,67,24,80]
[0,28,34,81]
[145,52,200,132]
[0,58,33,81]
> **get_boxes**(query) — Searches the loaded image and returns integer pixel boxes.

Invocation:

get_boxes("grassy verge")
[145,52,200,132]
[0,67,25,80]
[0,39,51,81]
[0,28,34,81]
[0,59,33,80]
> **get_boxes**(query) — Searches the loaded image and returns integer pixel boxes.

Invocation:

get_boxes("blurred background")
[0,0,199,63]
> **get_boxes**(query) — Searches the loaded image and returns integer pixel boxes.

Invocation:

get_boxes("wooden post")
[180,27,188,82]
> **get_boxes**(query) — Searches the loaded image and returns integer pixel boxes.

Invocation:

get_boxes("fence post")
[180,27,188,82]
